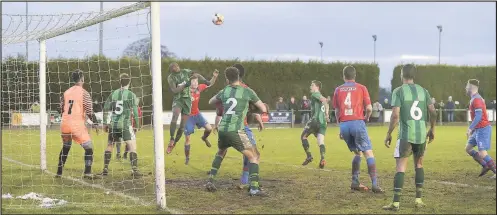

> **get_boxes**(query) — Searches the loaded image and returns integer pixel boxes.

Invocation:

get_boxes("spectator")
[276,97,288,111]
[371,101,383,122]
[93,100,103,113]
[301,95,311,124]
[432,98,439,109]
[445,96,455,122]
[327,96,335,123]
[31,101,40,113]
[288,96,299,124]
[288,96,299,112]
[383,98,391,109]
[438,100,445,121]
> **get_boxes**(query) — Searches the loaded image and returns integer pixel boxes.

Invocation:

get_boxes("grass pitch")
[2,126,496,214]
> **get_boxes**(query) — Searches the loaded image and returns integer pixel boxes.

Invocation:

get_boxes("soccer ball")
[212,13,224,25]
[455,101,460,105]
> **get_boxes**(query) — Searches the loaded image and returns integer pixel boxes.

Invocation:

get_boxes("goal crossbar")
[37,2,150,41]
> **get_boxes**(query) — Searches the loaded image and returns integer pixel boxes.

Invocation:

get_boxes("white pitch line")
[2,157,183,214]
[225,156,496,190]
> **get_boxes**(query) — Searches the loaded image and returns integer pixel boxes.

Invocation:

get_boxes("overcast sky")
[2,2,496,88]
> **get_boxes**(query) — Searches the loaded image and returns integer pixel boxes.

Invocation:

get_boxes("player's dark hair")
[401,64,416,80]
[468,79,479,87]
[232,63,245,78]
[311,80,322,89]
[225,67,239,83]
[72,69,84,83]
[120,73,131,87]
[343,65,356,80]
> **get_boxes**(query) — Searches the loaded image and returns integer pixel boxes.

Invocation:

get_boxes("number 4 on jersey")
[344,92,353,116]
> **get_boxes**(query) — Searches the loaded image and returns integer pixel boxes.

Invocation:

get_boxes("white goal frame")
[33,2,166,210]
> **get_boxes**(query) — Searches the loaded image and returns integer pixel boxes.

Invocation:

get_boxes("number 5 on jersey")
[113,101,124,115]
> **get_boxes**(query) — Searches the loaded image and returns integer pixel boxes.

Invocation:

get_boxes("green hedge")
[160,59,380,110]
[2,57,380,124]
[391,65,496,107]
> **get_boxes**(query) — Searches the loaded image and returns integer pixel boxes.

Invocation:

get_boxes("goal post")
[39,39,47,171]
[149,2,167,209]
[2,2,167,211]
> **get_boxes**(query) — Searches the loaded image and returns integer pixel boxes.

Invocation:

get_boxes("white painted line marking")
[3,157,183,214]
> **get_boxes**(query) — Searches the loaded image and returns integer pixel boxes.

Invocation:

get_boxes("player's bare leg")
[350,151,369,192]
[201,123,213,148]
[101,141,115,176]
[300,130,313,166]
[126,140,142,178]
[167,107,181,154]
[317,133,326,169]
[383,157,408,211]
[206,149,228,192]
[81,141,101,180]
[465,144,489,176]
[56,136,72,178]
[184,135,191,165]
[413,155,426,208]
[363,150,384,193]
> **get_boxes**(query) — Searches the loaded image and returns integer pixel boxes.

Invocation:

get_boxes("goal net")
[2,2,166,211]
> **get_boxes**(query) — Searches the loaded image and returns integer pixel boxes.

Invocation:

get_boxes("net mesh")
[1,3,157,209]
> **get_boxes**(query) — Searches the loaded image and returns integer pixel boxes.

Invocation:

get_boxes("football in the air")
[212,13,224,25]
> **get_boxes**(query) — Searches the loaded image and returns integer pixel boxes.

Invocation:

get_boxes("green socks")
[249,163,260,190]
[319,144,326,160]
[209,154,223,182]
[393,172,405,203]
[415,168,424,199]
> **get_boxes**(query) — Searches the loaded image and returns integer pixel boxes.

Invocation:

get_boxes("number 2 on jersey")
[343,92,353,116]
[225,98,237,115]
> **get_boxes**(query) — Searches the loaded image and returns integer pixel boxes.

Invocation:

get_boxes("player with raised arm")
[100,73,142,178]
[300,80,329,169]
[464,79,496,179]
[333,66,384,193]
[183,70,219,165]
[212,63,266,189]
[206,67,268,197]
[383,64,437,211]
[166,62,213,154]
[56,69,100,180]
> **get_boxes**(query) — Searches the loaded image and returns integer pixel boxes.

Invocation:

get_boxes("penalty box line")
[2,157,183,214]
[224,156,495,190]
